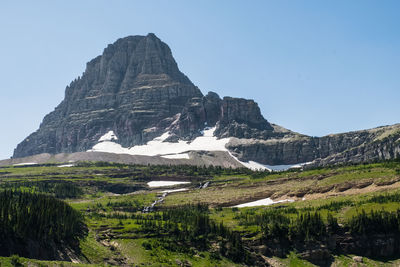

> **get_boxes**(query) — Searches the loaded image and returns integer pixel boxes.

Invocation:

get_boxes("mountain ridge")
[12,33,400,168]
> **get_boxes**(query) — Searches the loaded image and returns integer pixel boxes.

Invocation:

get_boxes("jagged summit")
[14,34,203,158]
[13,34,275,159]
[66,33,195,100]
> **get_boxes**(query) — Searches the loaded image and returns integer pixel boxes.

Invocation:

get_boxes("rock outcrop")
[227,124,400,165]
[168,92,276,141]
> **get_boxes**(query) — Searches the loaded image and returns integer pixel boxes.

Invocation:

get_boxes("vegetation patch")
[0,190,87,260]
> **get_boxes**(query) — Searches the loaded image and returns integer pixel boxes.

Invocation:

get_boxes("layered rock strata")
[13,33,400,168]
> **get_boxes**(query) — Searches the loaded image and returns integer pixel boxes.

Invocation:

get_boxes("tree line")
[132,204,252,264]
[0,190,87,254]
[1,180,83,199]
[238,204,400,256]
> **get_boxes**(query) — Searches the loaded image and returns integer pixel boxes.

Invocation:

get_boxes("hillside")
[2,160,400,266]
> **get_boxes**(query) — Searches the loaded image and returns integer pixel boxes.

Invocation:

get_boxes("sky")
[0,0,399,159]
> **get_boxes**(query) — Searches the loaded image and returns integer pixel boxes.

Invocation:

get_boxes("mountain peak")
[11,35,400,169]
[13,34,203,157]
[146,32,158,38]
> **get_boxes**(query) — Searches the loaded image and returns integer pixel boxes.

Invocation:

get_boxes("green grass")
[79,231,114,264]
[0,255,101,266]
[333,254,400,267]
[317,168,396,186]
[280,252,317,267]
[342,202,400,220]
[3,161,400,266]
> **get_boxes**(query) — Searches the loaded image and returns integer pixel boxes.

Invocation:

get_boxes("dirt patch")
[375,179,399,186]
[335,182,354,192]
[354,180,373,189]
[298,181,400,201]
[311,185,335,194]
[288,188,311,198]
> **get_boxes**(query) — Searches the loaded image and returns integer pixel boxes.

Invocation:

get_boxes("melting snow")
[160,188,189,193]
[13,162,37,166]
[89,127,230,157]
[57,164,74,168]
[235,160,271,171]
[161,153,190,159]
[99,130,118,142]
[147,181,191,188]
[264,162,311,171]
[228,151,311,171]
[89,127,308,172]
[234,198,294,208]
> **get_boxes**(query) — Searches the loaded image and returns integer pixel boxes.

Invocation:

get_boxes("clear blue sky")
[1,0,399,159]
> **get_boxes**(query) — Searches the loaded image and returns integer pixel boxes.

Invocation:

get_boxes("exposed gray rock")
[215,97,273,138]
[227,124,400,165]
[169,92,277,141]
[11,33,400,168]
[14,34,202,158]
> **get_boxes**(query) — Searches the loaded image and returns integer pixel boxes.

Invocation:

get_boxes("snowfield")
[147,181,191,188]
[13,162,38,166]
[99,130,118,141]
[88,127,306,171]
[231,158,271,171]
[89,127,230,157]
[161,153,190,159]
[160,188,189,193]
[240,161,311,172]
[234,198,294,208]
[57,164,74,168]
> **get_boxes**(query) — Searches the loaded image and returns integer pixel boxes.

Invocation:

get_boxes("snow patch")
[237,159,311,172]
[265,162,311,171]
[90,127,309,172]
[226,151,270,171]
[202,127,215,137]
[89,127,230,157]
[160,188,189,193]
[228,150,311,171]
[13,162,37,166]
[161,153,190,159]
[147,181,191,188]
[239,160,272,171]
[99,130,118,142]
[57,164,74,168]
[234,198,294,208]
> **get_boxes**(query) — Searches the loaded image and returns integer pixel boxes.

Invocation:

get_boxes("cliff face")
[313,128,400,166]
[12,33,400,167]
[168,92,276,141]
[14,34,203,157]
[227,124,400,165]
[13,34,276,159]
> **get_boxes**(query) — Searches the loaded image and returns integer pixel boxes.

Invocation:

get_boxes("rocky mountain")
[227,124,400,166]
[12,33,400,169]
[14,33,202,157]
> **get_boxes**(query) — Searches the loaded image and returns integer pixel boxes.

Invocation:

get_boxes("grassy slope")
[1,161,400,266]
